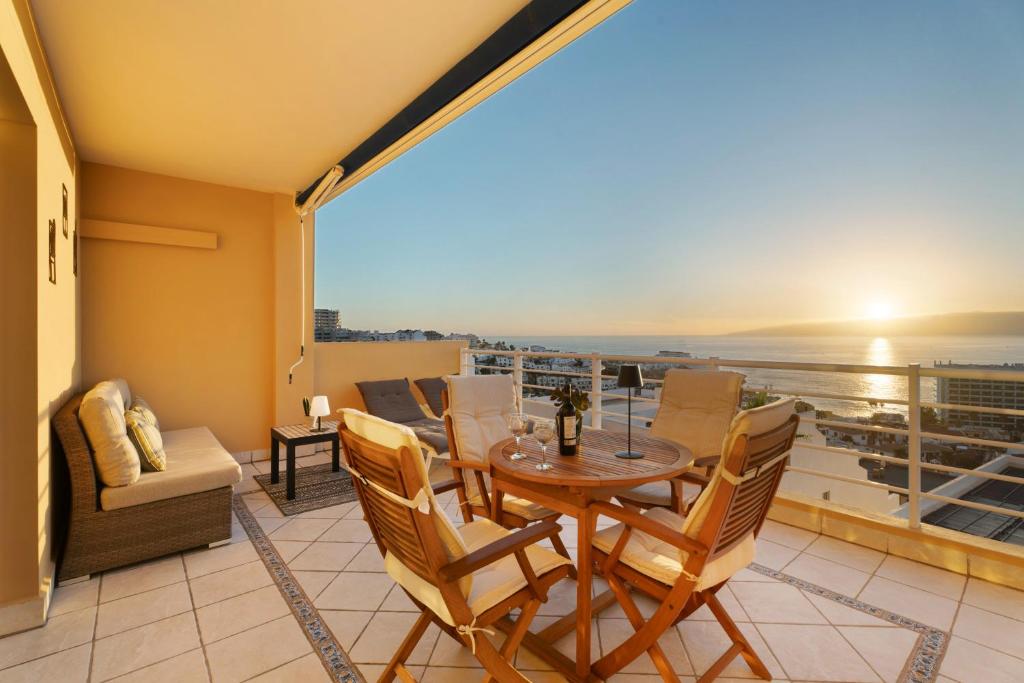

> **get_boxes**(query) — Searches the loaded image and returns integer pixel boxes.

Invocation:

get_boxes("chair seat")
[613,480,702,508]
[468,493,554,521]
[385,518,572,626]
[592,507,753,589]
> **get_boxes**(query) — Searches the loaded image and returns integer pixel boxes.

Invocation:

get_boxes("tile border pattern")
[233,494,365,683]
[234,489,950,683]
[749,562,947,683]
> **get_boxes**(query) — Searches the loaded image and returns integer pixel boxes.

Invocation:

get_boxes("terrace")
[3,1,1024,682]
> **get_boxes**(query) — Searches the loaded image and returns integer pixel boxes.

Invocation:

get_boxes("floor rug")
[254,462,358,516]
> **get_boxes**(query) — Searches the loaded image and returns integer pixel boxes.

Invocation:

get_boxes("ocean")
[489,335,1024,418]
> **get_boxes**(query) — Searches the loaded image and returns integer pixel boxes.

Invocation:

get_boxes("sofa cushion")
[100,427,242,511]
[111,378,132,409]
[79,381,140,487]
[125,409,166,472]
[130,396,159,430]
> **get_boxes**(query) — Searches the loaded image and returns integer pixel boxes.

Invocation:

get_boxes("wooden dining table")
[487,428,692,682]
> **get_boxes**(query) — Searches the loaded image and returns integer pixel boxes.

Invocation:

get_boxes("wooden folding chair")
[591,398,799,682]
[441,375,576,577]
[339,409,573,683]
[614,369,745,515]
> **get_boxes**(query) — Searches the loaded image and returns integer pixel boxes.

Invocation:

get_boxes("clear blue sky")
[316,0,1024,336]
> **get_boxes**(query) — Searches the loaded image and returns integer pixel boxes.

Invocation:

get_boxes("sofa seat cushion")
[100,427,242,511]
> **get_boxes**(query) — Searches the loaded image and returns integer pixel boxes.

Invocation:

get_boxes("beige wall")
[314,341,466,413]
[0,0,81,632]
[80,163,286,454]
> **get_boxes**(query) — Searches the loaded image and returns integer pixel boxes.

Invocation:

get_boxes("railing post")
[708,356,720,371]
[513,351,524,411]
[460,348,473,376]
[907,363,922,528]
[590,353,603,430]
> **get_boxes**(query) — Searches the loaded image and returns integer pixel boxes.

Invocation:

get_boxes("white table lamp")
[310,395,330,431]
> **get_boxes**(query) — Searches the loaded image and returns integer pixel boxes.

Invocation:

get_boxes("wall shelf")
[80,218,218,250]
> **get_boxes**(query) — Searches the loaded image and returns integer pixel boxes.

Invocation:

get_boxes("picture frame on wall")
[48,219,57,284]
[62,184,69,237]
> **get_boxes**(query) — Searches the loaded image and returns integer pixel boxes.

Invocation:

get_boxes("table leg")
[286,444,296,500]
[271,437,280,484]
[332,436,340,472]
[491,486,504,525]
[576,506,594,680]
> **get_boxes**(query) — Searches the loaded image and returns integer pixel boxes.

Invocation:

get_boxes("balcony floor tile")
[8,498,1024,683]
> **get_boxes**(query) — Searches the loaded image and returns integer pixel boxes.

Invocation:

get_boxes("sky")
[315,0,1024,336]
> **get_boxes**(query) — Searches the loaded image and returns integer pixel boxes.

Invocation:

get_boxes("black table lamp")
[615,364,644,459]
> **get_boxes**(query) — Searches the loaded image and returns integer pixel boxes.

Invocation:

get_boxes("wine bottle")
[557,382,579,456]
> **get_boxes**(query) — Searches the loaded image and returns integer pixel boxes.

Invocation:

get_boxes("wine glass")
[506,413,529,460]
[533,420,555,471]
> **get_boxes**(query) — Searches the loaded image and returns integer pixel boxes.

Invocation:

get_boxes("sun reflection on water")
[863,337,899,402]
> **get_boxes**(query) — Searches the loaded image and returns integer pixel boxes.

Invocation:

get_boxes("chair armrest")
[591,501,707,557]
[439,519,561,581]
[446,460,489,472]
[678,471,712,487]
[431,479,462,495]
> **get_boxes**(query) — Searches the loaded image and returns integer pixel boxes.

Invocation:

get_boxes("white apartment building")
[935,362,1024,433]
[314,308,341,341]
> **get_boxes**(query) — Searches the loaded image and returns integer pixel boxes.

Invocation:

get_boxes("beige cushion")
[592,507,753,589]
[341,408,471,595]
[650,370,744,459]
[385,517,572,626]
[130,396,159,430]
[468,492,554,521]
[110,378,131,408]
[100,427,241,510]
[613,480,701,508]
[683,398,798,536]
[447,375,517,498]
[125,409,166,472]
[79,381,140,487]
[595,398,798,590]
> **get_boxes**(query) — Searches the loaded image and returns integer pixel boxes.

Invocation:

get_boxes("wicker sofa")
[53,390,242,582]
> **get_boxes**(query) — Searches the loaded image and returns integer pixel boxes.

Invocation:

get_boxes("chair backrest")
[355,378,425,424]
[414,376,446,418]
[650,370,745,459]
[340,409,471,595]
[445,375,517,467]
[682,398,799,566]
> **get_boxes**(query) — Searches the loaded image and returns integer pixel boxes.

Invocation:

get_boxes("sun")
[865,300,894,320]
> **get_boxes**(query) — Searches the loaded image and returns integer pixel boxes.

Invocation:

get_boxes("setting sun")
[866,300,894,320]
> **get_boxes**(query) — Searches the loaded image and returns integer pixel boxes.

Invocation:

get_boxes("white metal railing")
[461,347,1024,535]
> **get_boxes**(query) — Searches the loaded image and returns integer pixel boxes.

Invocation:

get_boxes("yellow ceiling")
[30,0,531,194]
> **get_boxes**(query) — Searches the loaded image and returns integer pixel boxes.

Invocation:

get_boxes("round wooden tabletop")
[489,429,692,488]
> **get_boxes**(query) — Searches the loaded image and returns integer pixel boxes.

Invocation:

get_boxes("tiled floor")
[3,453,1024,682]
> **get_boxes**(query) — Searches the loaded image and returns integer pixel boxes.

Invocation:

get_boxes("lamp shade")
[616,364,643,389]
[309,395,331,418]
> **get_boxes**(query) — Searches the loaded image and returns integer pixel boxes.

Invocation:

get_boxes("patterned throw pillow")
[125,408,166,471]
[130,396,160,430]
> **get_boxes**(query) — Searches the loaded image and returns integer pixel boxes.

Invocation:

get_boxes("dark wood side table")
[270,421,340,500]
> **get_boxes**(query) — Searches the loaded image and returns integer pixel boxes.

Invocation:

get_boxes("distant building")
[935,362,1024,433]
[314,308,341,341]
